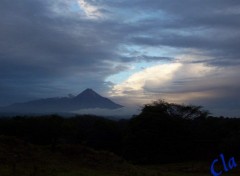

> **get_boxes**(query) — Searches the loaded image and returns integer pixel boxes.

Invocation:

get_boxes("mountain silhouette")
[0,88,123,114]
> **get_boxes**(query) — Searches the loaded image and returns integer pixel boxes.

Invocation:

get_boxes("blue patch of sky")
[68,1,84,14]
[107,44,178,84]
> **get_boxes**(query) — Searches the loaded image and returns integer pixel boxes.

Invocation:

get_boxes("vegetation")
[1,100,240,175]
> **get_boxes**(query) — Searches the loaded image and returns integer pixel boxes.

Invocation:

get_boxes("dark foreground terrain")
[0,136,214,176]
[1,100,240,176]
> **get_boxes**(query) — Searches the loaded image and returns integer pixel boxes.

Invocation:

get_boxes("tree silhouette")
[141,99,209,119]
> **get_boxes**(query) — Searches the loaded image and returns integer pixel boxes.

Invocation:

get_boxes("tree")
[141,99,209,119]
[123,100,210,164]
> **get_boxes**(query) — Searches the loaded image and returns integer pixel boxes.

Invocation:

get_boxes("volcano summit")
[0,89,123,114]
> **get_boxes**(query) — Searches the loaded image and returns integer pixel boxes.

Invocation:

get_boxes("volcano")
[0,88,123,114]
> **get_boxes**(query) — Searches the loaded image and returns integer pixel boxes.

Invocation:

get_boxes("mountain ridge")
[0,88,123,114]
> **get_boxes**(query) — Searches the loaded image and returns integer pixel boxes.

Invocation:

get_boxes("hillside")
[0,135,214,176]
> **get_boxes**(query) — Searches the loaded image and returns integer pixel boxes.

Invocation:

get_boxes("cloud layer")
[0,0,240,116]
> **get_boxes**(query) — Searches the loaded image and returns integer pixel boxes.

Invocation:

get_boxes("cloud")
[0,0,124,105]
[109,0,240,66]
[77,0,103,19]
[0,0,240,116]
[110,61,240,116]
[111,63,181,95]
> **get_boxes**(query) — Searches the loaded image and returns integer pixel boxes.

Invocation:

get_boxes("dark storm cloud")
[98,0,240,65]
[129,33,240,54]
[0,0,240,116]
[120,55,174,62]
[0,0,127,105]
[0,0,176,106]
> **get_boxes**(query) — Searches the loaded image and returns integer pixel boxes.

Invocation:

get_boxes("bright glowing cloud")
[77,0,102,19]
[109,61,230,104]
[110,63,182,95]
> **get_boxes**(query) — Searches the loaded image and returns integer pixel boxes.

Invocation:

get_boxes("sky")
[0,0,240,116]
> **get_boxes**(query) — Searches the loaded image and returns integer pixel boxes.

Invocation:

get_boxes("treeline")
[0,100,240,164]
